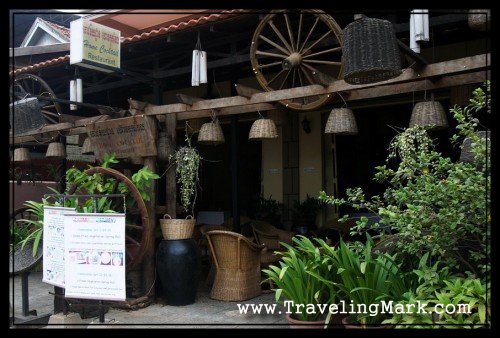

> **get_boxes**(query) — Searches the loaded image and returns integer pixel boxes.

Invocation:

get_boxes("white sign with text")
[43,206,76,287]
[64,213,126,301]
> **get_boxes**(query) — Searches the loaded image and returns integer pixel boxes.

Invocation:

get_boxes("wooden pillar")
[231,116,240,233]
[141,117,157,297]
[165,113,177,218]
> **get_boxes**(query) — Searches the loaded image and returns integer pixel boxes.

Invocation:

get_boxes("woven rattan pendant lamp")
[325,108,358,135]
[409,94,448,130]
[81,137,94,155]
[198,110,225,145]
[249,112,278,140]
[13,147,31,162]
[46,141,66,159]
[468,9,490,31]
[342,15,402,84]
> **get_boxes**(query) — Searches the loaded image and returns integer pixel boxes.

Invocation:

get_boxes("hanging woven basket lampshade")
[342,17,402,84]
[198,121,225,145]
[325,108,358,135]
[409,101,448,130]
[81,137,94,155]
[460,131,490,163]
[249,119,278,140]
[13,147,31,162]
[468,9,490,31]
[46,142,66,159]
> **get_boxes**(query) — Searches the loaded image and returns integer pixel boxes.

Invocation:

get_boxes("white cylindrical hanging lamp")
[70,80,77,110]
[199,51,207,84]
[76,78,83,103]
[191,50,200,86]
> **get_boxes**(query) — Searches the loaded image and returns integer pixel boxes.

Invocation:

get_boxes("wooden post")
[165,113,177,218]
[231,115,240,233]
[141,117,157,298]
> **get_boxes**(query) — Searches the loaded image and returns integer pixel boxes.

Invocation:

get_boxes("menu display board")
[43,206,76,287]
[63,213,126,301]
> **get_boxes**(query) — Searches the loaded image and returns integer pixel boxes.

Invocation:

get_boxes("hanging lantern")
[81,138,94,155]
[198,121,225,145]
[46,142,66,159]
[460,131,490,163]
[249,119,278,140]
[409,100,448,130]
[325,108,358,135]
[468,9,490,31]
[13,148,31,162]
[342,17,402,84]
[157,131,175,162]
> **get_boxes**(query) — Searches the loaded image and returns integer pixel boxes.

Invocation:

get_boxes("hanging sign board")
[42,206,76,287]
[70,18,121,72]
[64,213,126,301]
[86,115,157,160]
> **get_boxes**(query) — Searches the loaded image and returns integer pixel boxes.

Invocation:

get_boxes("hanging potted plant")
[161,124,201,240]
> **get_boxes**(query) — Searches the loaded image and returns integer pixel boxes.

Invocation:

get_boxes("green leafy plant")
[16,200,46,256]
[324,236,409,326]
[292,194,323,228]
[262,236,339,322]
[383,274,490,328]
[255,195,283,226]
[319,82,490,276]
[169,125,201,215]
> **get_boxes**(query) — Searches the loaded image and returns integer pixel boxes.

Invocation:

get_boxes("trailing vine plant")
[169,123,201,216]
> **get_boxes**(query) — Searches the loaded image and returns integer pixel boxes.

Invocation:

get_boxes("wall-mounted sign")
[303,167,317,173]
[86,115,157,160]
[70,18,121,72]
[43,206,76,288]
[64,213,126,301]
[267,168,281,174]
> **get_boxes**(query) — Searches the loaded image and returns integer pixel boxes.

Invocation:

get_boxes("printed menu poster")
[43,206,76,287]
[64,213,126,301]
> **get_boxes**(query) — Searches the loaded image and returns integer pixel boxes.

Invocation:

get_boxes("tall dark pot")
[157,238,200,306]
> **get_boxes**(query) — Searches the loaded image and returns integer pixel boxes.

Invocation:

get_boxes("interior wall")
[261,126,283,202]
[298,111,323,202]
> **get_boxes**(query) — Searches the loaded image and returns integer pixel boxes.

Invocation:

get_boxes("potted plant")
[323,237,408,328]
[291,194,323,234]
[255,195,283,228]
[263,235,340,328]
[160,124,201,240]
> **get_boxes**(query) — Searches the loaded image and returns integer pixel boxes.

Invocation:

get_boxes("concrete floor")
[10,272,289,328]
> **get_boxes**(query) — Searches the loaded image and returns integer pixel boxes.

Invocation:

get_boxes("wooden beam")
[175,94,203,105]
[347,70,489,102]
[9,55,489,145]
[234,84,262,98]
[10,43,70,57]
[143,54,489,116]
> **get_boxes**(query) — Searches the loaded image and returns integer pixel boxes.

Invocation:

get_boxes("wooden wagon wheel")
[9,207,43,275]
[67,167,151,271]
[11,73,62,124]
[250,9,343,111]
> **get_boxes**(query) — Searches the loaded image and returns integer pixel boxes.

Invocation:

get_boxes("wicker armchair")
[205,230,265,301]
[251,220,295,246]
[251,226,282,267]
[199,224,230,285]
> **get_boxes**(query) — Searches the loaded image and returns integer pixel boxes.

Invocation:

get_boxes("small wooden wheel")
[250,9,343,111]
[67,167,151,271]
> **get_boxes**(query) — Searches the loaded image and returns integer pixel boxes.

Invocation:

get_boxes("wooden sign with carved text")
[86,115,157,160]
